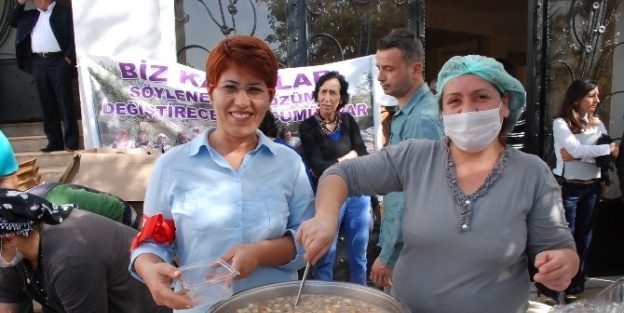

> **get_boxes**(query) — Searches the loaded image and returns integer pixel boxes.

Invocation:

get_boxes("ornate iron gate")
[174,0,622,161]
[174,0,424,68]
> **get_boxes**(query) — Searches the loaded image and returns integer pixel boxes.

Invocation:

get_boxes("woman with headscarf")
[298,71,371,285]
[0,189,170,313]
[155,133,172,151]
[113,128,135,149]
[295,55,579,313]
[135,130,154,148]
[536,79,619,305]
[129,36,314,312]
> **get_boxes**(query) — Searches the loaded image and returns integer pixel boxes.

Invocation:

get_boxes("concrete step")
[0,122,45,137]
[14,150,75,168]
[0,120,83,137]
[8,135,84,153]
[40,166,67,183]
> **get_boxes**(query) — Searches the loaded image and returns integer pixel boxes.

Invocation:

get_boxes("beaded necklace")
[314,111,342,136]
[22,239,48,306]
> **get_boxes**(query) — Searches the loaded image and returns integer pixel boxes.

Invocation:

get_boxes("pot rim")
[210,280,411,312]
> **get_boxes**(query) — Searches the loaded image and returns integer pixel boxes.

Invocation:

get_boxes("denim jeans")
[315,195,371,285]
[536,181,600,297]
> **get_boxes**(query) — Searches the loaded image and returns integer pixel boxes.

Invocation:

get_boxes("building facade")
[1,0,623,164]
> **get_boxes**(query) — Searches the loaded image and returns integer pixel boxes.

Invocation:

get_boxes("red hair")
[205,36,279,91]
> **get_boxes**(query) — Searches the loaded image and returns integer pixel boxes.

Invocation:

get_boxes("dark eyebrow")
[321,87,339,92]
[443,88,497,99]
[472,88,497,94]
[221,80,264,86]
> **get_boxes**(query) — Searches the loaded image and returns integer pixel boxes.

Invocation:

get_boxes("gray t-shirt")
[0,210,171,313]
[323,139,576,313]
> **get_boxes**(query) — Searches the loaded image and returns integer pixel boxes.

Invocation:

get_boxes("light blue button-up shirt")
[379,83,444,267]
[130,128,315,312]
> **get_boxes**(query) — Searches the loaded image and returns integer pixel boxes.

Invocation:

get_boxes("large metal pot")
[210,280,411,312]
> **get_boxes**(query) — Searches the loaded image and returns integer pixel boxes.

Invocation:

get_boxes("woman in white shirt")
[537,78,619,305]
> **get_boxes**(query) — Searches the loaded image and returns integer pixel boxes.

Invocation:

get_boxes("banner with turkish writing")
[79,55,381,151]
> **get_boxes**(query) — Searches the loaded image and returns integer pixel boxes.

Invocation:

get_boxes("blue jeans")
[315,195,371,285]
[536,181,600,297]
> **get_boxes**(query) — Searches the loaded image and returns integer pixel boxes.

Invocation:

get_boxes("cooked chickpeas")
[236,294,389,313]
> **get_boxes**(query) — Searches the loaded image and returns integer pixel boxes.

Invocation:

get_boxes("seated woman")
[27,182,141,230]
[0,131,18,190]
[296,55,579,313]
[129,35,315,312]
[0,189,170,313]
[0,131,32,313]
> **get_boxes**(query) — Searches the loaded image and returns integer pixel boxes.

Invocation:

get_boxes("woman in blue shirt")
[129,36,315,312]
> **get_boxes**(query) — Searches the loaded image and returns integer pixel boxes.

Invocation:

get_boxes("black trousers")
[31,54,79,150]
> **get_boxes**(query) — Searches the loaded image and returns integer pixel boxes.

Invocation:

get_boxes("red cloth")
[129,214,176,251]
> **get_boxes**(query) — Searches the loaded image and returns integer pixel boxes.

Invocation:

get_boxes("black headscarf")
[0,189,75,237]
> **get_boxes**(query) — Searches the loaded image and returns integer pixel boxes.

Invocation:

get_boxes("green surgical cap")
[436,55,526,133]
[0,130,18,176]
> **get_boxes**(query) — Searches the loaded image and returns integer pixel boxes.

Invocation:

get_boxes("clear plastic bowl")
[595,277,624,304]
[546,278,624,312]
[176,258,239,310]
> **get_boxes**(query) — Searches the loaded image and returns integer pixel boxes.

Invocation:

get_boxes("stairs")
[0,121,84,184]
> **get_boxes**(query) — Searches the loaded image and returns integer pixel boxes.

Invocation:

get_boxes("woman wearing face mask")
[535,79,619,306]
[0,189,171,313]
[294,55,579,313]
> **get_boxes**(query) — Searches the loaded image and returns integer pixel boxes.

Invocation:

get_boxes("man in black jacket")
[9,0,79,152]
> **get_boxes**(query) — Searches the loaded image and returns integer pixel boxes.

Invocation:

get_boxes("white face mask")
[0,242,24,268]
[443,101,503,153]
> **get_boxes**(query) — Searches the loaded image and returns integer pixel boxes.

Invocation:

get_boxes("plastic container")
[547,299,624,312]
[176,258,239,310]
[546,279,624,313]
[595,277,624,304]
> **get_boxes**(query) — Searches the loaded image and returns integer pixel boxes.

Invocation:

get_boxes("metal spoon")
[293,262,311,307]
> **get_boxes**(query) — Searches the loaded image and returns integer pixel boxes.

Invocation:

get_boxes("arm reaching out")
[295,174,347,264]
[134,254,193,310]
[533,248,579,291]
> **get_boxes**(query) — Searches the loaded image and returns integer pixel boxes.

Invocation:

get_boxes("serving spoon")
[293,262,311,307]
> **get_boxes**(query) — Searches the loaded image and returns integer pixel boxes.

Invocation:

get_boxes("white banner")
[72,0,176,149]
[79,55,386,151]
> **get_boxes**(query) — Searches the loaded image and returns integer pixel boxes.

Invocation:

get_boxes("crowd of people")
[0,1,617,311]
[103,128,202,151]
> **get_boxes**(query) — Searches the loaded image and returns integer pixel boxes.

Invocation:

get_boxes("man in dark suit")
[9,0,79,152]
